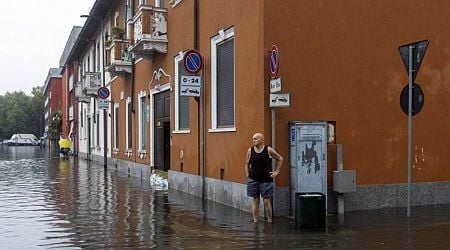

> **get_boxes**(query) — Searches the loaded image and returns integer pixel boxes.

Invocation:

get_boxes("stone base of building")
[170,170,450,215]
[169,170,290,216]
[76,155,450,215]
[78,152,153,181]
[327,181,450,212]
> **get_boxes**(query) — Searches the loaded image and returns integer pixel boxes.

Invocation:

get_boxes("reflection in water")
[2,146,450,248]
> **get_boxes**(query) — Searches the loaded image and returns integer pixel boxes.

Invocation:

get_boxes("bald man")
[245,132,283,223]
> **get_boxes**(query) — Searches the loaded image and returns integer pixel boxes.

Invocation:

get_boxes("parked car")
[7,134,41,146]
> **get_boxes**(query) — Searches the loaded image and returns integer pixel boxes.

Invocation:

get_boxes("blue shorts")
[247,178,273,198]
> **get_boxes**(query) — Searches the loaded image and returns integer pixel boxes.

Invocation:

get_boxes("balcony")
[128,5,168,59]
[74,81,90,103]
[106,39,132,77]
[73,72,101,101]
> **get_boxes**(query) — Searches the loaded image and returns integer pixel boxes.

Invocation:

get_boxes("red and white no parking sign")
[269,45,279,79]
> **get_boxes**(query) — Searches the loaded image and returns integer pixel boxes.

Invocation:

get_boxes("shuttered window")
[127,99,132,149]
[211,27,235,131]
[178,61,189,130]
[217,39,234,127]
[114,105,119,149]
[139,96,147,150]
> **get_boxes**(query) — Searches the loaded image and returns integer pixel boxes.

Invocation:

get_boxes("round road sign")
[269,45,279,79]
[97,87,110,99]
[400,83,424,116]
[183,49,203,74]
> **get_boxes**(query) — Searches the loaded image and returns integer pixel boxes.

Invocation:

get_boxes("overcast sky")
[0,0,96,95]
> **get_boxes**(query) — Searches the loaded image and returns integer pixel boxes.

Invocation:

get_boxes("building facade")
[56,0,450,215]
[43,68,63,143]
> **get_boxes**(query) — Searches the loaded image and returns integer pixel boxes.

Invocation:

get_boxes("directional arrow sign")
[398,40,429,82]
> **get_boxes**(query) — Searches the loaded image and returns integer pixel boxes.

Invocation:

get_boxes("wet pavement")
[1,145,450,249]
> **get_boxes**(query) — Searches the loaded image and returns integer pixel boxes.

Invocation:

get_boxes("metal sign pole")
[271,107,276,215]
[407,45,414,217]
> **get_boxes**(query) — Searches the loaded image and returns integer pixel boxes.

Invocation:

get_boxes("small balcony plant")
[111,26,125,39]
[104,39,112,48]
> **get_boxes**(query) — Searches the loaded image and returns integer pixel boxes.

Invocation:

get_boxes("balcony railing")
[106,39,132,77]
[74,81,90,103]
[128,5,168,59]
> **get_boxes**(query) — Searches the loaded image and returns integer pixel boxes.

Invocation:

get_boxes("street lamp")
[81,14,108,169]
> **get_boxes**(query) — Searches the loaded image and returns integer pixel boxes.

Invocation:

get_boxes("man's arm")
[245,148,251,177]
[268,147,283,177]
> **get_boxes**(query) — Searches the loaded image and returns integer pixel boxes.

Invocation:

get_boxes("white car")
[7,134,41,146]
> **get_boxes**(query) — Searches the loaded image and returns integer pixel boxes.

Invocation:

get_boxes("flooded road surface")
[2,146,450,249]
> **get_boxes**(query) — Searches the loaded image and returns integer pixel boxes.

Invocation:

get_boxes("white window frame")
[113,103,119,150]
[149,83,171,167]
[170,0,183,8]
[69,75,74,91]
[209,27,236,133]
[125,97,132,150]
[155,0,164,8]
[138,91,147,151]
[173,52,190,133]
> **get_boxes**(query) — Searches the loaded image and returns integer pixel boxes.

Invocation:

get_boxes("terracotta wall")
[50,77,63,115]
[134,59,154,165]
[167,0,269,184]
[111,75,132,161]
[264,0,450,185]
[165,0,198,175]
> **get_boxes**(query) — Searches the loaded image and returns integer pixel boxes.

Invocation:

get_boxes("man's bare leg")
[263,198,272,222]
[252,197,260,222]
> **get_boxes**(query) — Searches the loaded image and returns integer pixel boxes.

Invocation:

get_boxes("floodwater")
[2,146,450,249]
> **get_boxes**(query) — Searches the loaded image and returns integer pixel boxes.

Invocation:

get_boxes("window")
[174,52,189,132]
[69,75,74,91]
[126,97,132,149]
[138,92,147,151]
[155,0,164,8]
[210,27,235,131]
[96,42,100,71]
[114,104,119,149]
[87,55,91,72]
[170,0,183,7]
[96,112,100,147]
[126,0,134,21]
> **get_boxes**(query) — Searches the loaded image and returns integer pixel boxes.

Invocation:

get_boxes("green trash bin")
[295,192,326,229]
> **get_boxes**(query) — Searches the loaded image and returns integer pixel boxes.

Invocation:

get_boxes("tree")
[0,86,45,140]
[29,86,45,137]
[48,111,62,141]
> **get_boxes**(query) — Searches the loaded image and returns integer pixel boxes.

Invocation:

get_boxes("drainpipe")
[193,0,205,200]
[131,57,136,162]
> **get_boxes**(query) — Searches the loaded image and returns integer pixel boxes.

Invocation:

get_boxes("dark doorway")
[154,91,170,171]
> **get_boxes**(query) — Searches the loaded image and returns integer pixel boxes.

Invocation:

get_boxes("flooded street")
[2,146,450,249]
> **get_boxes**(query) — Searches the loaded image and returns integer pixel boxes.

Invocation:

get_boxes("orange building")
[62,0,450,215]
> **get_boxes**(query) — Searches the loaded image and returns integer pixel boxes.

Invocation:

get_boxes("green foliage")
[111,26,125,38]
[0,86,45,140]
[48,111,62,141]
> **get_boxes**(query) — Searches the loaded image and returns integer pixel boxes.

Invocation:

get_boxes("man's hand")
[270,170,279,178]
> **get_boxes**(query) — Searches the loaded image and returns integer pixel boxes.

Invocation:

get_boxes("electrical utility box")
[333,170,356,193]
[289,121,328,213]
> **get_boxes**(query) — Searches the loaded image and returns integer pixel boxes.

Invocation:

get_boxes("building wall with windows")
[62,0,450,214]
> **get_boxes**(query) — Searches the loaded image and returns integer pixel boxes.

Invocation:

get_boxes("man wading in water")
[245,132,283,223]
